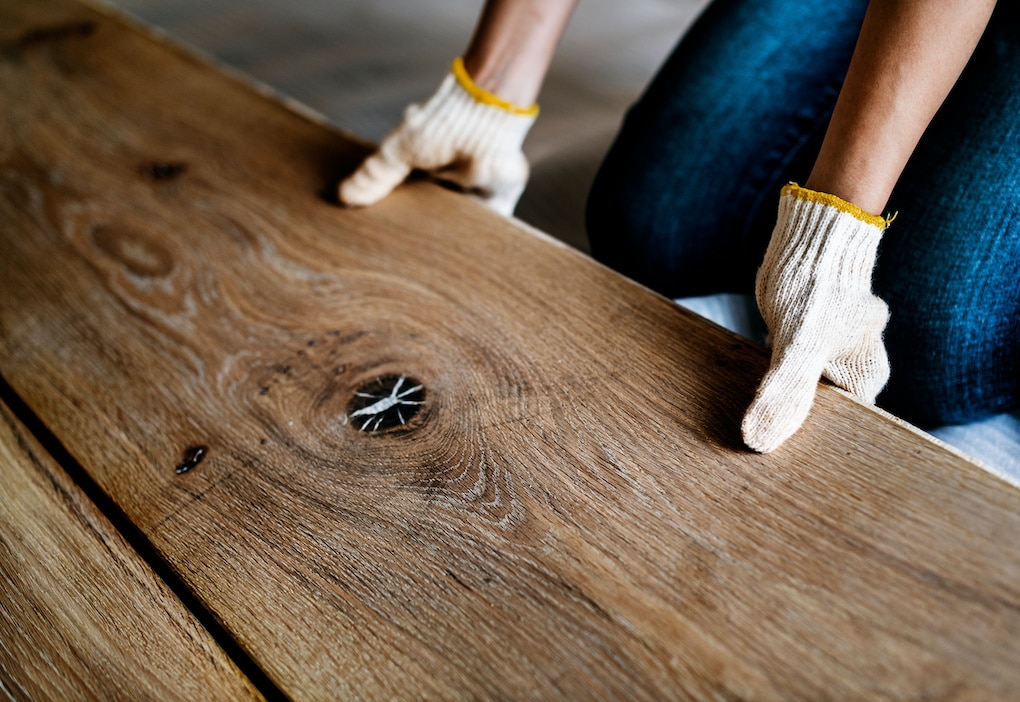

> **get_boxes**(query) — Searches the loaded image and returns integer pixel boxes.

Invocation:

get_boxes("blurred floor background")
[101,0,1020,484]
[103,0,705,250]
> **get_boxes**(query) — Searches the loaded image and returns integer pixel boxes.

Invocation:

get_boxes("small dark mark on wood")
[259,438,267,446]
[276,364,291,375]
[142,161,188,182]
[307,339,316,347]
[558,577,613,622]
[336,331,368,345]
[445,569,472,591]
[259,387,269,396]
[175,445,208,474]
[18,21,96,47]
[297,350,305,357]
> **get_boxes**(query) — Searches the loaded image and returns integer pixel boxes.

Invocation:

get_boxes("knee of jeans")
[881,312,1017,427]
[586,157,642,252]
[585,168,763,297]
[584,159,670,291]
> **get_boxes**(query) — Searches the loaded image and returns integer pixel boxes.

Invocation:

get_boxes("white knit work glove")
[741,184,892,453]
[338,58,538,216]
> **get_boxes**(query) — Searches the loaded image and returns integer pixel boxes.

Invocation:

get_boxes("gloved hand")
[338,57,538,216]
[742,184,892,453]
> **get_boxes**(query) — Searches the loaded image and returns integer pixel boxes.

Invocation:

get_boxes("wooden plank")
[1,0,1019,698]
[0,398,264,700]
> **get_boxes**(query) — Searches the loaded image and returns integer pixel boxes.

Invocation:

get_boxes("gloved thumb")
[742,347,827,453]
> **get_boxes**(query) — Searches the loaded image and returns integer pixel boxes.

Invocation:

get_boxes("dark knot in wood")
[347,375,425,433]
[175,445,208,474]
[142,161,189,182]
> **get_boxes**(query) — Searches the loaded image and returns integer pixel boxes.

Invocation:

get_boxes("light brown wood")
[0,399,264,701]
[2,0,1020,699]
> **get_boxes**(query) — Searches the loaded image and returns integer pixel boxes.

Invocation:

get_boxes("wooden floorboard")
[2,0,1019,698]
[0,397,263,701]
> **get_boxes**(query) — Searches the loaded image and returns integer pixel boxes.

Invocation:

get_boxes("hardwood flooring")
[0,398,262,700]
[1,0,1018,698]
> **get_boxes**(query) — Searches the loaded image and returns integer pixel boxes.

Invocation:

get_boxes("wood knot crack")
[175,445,208,475]
[347,375,425,433]
[141,161,188,182]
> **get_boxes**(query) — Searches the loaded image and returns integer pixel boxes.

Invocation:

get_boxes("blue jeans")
[586,0,1020,427]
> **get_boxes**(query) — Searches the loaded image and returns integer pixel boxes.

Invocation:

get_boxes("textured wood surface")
[0,398,263,701]
[2,0,1020,699]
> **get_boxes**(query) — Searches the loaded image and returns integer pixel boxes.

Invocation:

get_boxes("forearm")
[806,0,995,214]
[462,0,579,107]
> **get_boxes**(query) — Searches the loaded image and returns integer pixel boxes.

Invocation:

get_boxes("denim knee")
[585,0,869,298]
[584,134,741,297]
[875,3,1020,425]
[880,307,1020,427]
[585,150,765,297]
[584,135,669,291]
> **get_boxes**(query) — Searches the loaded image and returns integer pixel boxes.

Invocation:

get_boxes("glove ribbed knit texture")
[410,71,536,165]
[338,59,537,216]
[742,184,891,453]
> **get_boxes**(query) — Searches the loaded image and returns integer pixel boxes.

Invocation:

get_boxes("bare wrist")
[461,0,577,107]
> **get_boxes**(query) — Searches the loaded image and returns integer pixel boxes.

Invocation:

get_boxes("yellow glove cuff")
[782,183,893,230]
[451,57,540,117]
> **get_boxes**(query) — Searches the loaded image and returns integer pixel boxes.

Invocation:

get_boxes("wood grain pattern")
[2,0,1019,699]
[0,398,263,701]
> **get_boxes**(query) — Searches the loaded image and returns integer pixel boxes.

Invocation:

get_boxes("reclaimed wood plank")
[0,398,264,701]
[1,0,1019,699]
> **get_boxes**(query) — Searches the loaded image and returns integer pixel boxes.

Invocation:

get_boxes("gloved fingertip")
[336,150,413,208]
[336,175,379,208]
[741,400,796,453]
[741,359,821,454]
